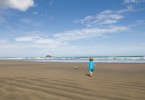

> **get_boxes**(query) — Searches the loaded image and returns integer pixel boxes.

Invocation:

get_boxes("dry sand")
[0,60,145,100]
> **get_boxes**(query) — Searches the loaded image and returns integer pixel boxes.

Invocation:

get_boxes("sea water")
[0,56,145,63]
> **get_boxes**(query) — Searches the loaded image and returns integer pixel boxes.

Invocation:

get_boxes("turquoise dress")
[88,61,94,72]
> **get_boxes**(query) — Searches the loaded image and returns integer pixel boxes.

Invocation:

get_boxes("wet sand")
[0,60,145,100]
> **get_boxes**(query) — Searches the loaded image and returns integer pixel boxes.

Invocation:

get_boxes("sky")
[0,0,145,57]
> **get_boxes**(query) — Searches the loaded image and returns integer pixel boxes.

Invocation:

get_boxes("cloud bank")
[13,8,129,50]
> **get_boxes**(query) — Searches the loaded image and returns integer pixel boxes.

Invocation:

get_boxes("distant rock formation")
[46,55,52,58]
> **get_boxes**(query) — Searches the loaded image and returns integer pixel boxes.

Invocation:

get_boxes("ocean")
[0,56,145,63]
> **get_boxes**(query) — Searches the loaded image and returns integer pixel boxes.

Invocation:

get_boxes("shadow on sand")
[86,74,90,77]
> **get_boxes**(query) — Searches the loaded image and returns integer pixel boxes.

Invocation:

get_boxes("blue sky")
[0,0,145,57]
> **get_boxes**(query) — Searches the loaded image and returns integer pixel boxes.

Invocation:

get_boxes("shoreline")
[1,59,145,64]
[0,56,145,63]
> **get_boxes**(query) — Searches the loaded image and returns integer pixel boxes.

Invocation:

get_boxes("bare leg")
[89,72,93,77]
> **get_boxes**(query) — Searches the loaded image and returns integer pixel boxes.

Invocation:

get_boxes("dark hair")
[89,57,93,61]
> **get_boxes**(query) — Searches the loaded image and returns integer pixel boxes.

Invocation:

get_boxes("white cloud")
[0,0,34,11]
[123,0,145,11]
[54,26,128,41]
[74,10,124,27]
[15,36,34,42]
[14,36,69,49]
[123,0,142,4]
[127,5,133,11]
[15,36,55,44]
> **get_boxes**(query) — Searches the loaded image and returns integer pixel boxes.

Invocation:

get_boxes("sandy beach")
[0,61,145,100]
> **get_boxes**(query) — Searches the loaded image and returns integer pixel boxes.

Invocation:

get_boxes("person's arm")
[87,64,89,69]
[93,62,96,68]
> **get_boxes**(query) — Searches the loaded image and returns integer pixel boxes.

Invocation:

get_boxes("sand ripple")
[0,77,145,100]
